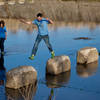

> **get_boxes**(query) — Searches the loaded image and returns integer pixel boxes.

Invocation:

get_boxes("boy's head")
[37,13,43,21]
[0,20,5,28]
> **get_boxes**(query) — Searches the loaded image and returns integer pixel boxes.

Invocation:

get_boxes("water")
[0,19,100,100]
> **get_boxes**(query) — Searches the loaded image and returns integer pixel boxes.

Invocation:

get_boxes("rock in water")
[77,47,99,64]
[6,66,37,89]
[46,56,71,75]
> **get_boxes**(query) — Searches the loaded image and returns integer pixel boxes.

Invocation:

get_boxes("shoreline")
[1,18,100,32]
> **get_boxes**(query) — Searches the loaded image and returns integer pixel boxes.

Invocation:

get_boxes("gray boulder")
[6,66,37,89]
[77,47,99,64]
[46,55,71,75]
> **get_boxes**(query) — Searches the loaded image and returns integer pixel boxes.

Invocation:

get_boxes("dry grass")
[0,0,100,22]
[61,0,100,1]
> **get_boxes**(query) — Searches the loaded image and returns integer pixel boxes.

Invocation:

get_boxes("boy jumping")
[21,13,55,60]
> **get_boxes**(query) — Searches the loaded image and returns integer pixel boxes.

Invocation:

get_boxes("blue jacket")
[0,26,7,39]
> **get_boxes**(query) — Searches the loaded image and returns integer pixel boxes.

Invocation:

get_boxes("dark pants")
[32,34,53,55]
[0,38,5,52]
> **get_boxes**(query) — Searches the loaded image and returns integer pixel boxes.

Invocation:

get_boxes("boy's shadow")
[0,54,6,86]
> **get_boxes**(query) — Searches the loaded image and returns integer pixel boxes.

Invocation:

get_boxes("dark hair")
[37,13,43,17]
[0,20,5,27]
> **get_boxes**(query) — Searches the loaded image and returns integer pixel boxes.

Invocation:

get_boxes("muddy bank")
[0,1,100,22]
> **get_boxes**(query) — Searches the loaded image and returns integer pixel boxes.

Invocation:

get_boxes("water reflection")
[0,18,100,100]
[46,71,70,88]
[48,88,54,100]
[76,61,98,78]
[1,19,100,34]
[0,18,34,34]
[6,81,37,100]
[0,54,6,85]
[0,54,6,100]
[46,72,70,100]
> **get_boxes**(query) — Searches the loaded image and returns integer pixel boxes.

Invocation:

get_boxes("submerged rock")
[46,55,71,75]
[6,66,37,89]
[74,37,93,40]
[77,47,99,64]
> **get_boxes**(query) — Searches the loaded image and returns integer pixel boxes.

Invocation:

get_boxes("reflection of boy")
[0,20,7,55]
[0,54,6,86]
[21,13,55,60]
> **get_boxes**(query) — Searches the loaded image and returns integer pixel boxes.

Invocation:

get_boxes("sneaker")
[51,51,55,58]
[29,55,34,60]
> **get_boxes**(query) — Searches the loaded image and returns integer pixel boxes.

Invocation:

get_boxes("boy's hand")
[19,19,32,25]
[5,37,7,40]
[46,18,54,24]
[5,32,7,40]
[46,18,49,21]
[19,19,26,24]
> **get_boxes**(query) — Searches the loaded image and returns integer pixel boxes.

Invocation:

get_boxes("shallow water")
[0,19,100,100]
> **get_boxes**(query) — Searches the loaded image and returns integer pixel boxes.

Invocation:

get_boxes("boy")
[21,13,55,60]
[0,20,7,55]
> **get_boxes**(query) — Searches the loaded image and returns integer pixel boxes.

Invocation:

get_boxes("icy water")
[0,19,100,100]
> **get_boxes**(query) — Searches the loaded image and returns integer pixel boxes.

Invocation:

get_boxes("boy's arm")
[19,19,32,25]
[3,26,7,40]
[5,32,7,40]
[46,18,54,24]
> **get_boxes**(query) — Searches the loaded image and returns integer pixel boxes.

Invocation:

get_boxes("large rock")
[46,55,71,75]
[77,47,99,64]
[6,66,37,89]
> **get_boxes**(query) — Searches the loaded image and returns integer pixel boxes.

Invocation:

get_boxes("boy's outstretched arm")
[5,32,7,40]
[46,18,54,24]
[19,19,32,25]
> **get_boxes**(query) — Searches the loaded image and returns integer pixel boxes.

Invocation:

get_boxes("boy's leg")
[43,35,55,58]
[31,34,42,56]
[1,39,5,52]
[0,38,5,55]
[43,35,53,52]
[0,39,1,50]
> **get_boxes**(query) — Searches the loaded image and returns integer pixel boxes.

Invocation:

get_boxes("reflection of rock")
[46,56,71,75]
[6,81,37,100]
[6,66,37,89]
[46,71,70,88]
[77,47,99,64]
[0,54,6,86]
[76,61,98,78]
